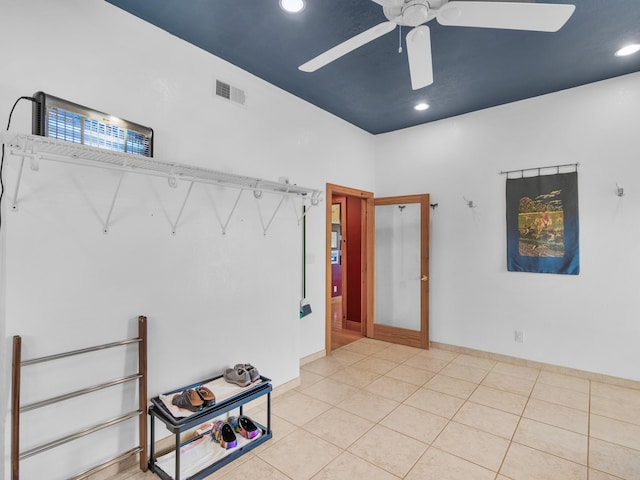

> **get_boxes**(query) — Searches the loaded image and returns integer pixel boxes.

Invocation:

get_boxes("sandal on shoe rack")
[172,389,204,412]
[172,386,215,412]
[211,420,237,449]
[229,415,260,439]
[195,386,215,407]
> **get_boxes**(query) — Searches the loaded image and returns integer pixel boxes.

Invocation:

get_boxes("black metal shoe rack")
[148,376,272,480]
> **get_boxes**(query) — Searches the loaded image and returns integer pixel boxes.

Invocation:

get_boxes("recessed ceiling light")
[414,103,430,111]
[615,44,640,57]
[280,0,305,13]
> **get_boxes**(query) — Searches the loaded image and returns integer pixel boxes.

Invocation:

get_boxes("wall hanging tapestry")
[506,171,579,275]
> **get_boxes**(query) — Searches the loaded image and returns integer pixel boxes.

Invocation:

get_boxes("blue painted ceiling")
[105,0,640,134]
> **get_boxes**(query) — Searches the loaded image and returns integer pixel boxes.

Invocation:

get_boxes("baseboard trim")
[86,454,140,480]
[272,376,301,397]
[300,349,325,366]
[430,341,640,390]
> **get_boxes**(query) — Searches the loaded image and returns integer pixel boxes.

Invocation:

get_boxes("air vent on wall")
[215,79,246,106]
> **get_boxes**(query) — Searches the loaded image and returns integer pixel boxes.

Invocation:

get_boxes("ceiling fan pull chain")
[398,23,403,53]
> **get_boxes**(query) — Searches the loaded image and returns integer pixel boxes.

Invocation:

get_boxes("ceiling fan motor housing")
[404,1,430,26]
[384,0,444,26]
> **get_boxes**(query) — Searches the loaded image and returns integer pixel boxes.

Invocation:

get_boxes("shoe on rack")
[224,367,251,387]
[171,389,204,412]
[234,363,260,383]
[195,386,215,408]
[229,415,260,439]
[211,420,237,449]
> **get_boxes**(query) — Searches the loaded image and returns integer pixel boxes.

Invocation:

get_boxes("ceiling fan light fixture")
[279,0,305,13]
[414,102,430,111]
[615,44,640,57]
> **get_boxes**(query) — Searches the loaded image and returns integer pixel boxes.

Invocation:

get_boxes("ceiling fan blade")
[370,0,404,7]
[437,1,576,32]
[371,0,404,8]
[299,21,396,72]
[406,25,433,90]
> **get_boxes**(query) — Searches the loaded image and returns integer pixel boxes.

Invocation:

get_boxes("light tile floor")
[119,338,640,480]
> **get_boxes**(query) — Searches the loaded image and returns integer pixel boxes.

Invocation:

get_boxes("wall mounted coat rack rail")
[2,132,323,234]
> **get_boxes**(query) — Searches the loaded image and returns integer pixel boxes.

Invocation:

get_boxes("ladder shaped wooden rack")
[11,316,148,480]
[1,132,322,234]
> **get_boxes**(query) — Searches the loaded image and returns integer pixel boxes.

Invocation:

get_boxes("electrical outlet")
[514,330,524,343]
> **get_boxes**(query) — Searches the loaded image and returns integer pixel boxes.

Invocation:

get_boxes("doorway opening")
[326,185,431,355]
[325,184,372,354]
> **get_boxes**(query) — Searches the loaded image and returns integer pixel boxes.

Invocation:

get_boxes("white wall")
[0,1,375,478]
[2,1,639,477]
[374,72,640,382]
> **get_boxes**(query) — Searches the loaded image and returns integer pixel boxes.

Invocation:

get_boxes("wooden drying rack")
[11,316,148,480]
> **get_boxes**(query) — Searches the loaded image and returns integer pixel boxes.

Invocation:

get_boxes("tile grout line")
[298,340,416,479]
[396,349,462,479]
[305,340,586,479]
[496,369,597,477]
[494,364,542,478]
[296,340,619,480]
[328,342,429,479]
[408,357,519,478]
[380,349,535,478]
[342,342,455,479]
[397,351,492,478]
[327,341,628,479]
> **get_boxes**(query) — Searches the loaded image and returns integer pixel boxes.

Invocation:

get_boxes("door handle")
[421,275,429,282]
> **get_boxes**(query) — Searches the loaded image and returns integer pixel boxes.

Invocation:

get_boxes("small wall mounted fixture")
[616,183,624,197]
[463,196,476,208]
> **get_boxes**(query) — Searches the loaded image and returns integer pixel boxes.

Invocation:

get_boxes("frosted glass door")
[374,203,421,330]
[369,194,429,349]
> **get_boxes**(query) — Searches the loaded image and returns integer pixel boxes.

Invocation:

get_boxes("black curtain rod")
[500,163,579,177]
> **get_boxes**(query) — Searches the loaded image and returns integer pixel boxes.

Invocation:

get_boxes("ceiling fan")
[299,0,576,90]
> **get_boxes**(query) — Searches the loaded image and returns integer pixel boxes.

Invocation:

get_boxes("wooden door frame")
[331,196,348,329]
[326,183,373,355]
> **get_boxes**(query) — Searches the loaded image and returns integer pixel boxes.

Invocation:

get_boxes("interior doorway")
[326,184,431,355]
[326,184,372,354]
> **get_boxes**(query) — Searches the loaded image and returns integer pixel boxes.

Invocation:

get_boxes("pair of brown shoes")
[172,386,215,412]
